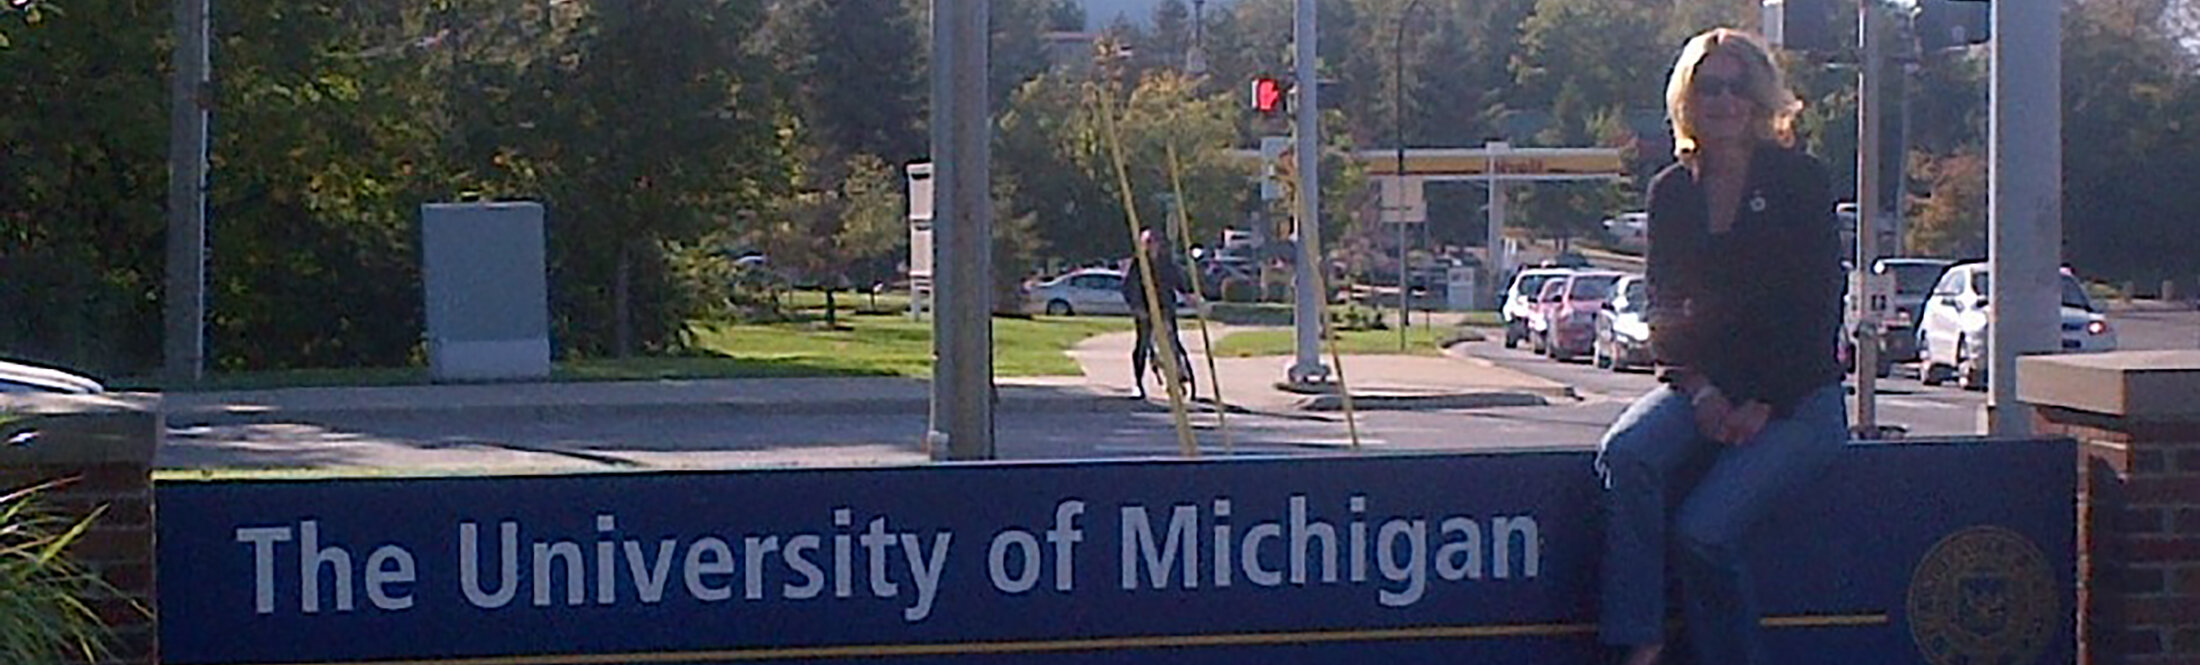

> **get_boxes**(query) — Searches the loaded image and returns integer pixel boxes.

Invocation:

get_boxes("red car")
[1535,271,1628,362]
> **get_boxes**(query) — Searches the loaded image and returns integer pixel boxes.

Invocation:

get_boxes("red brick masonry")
[2025,351,2200,665]
[0,399,159,665]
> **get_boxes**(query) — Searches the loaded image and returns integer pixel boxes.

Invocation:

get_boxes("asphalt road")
[1448,340,1987,440]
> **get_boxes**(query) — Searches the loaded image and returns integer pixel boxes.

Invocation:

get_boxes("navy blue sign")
[157,439,2074,665]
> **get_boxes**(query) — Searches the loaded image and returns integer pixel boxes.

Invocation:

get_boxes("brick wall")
[0,398,160,665]
[2019,352,2200,665]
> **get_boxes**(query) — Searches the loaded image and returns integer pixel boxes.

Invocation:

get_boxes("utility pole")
[1394,0,1425,352]
[1187,0,1208,75]
[1987,0,2061,437]
[1854,1,1885,436]
[165,0,211,384]
[928,0,994,459]
[1287,0,1329,386]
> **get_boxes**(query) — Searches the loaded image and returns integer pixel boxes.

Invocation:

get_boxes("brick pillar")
[2021,351,2200,665]
[0,394,160,665]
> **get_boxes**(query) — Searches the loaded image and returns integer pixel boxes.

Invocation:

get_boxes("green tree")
[0,0,53,48]
[1149,0,1193,72]
[773,0,927,165]
[1046,0,1086,32]
[752,154,905,327]
[1906,151,1986,257]
[537,0,787,356]
[2062,0,2200,284]
[0,0,170,374]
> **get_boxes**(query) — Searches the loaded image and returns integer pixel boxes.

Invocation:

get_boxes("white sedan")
[0,359,105,394]
[1023,268,1133,316]
[1917,263,2116,389]
[1022,268,1203,317]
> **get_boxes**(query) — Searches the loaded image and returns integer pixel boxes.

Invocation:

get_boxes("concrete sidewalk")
[1070,325,1571,414]
[156,375,1136,425]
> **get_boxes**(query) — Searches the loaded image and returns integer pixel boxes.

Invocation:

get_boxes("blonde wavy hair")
[1666,28,1802,161]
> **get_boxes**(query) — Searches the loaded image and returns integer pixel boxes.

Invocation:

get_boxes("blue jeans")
[1596,383,1847,664]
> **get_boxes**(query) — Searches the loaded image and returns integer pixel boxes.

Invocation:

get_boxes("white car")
[1916,263,2117,390]
[1021,268,1198,317]
[1501,268,1575,349]
[1594,275,1655,371]
[0,359,105,394]
[1023,268,1132,316]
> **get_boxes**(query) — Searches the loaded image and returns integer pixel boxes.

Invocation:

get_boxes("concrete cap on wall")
[2017,350,2200,421]
[0,394,161,466]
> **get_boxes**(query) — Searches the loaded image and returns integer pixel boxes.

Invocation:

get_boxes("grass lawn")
[135,313,1128,391]
[683,313,1127,378]
[1212,325,1453,358]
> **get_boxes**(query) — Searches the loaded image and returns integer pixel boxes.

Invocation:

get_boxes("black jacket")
[1122,255,1191,315]
[1645,144,1844,417]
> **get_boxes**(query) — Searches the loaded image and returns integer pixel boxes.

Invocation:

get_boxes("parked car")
[1594,275,1654,371]
[1602,212,1648,252]
[0,359,104,394]
[1537,271,1628,362]
[1916,263,2116,389]
[1021,267,1198,317]
[1023,268,1134,316]
[1501,267,1575,349]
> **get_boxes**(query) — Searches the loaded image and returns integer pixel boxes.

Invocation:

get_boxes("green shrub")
[0,480,122,663]
[1220,277,1261,303]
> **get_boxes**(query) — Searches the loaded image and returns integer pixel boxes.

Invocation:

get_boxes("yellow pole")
[1164,140,1234,454]
[1322,271,1363,450]
[1091,85,1199,458]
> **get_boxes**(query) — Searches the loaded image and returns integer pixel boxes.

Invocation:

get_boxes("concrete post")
[164,0,210,384]
[928,0,994,459]
[2020,351,2200,665]
[1988,0,2063,436]
[0,395,162,665]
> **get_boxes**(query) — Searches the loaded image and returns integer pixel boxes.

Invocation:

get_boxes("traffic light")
[1251,77,1286,115]
[1917,0,1991,49]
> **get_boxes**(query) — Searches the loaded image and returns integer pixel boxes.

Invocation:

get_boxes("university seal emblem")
[1907,525,2055,665]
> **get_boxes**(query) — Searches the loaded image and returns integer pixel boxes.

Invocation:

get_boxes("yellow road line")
[232,613,1889,665]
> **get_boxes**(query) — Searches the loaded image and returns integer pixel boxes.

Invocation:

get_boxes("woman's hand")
[1716,401,1773,445]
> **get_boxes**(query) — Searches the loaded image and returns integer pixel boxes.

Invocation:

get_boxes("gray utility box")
[421,202,551,382]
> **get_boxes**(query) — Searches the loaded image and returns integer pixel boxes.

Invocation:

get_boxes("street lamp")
[1392,0,1428,350]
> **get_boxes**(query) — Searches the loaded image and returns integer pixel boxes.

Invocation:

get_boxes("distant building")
[1045,31,1098,75]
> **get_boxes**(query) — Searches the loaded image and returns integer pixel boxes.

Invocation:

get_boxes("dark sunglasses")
[1692,75,1748,99]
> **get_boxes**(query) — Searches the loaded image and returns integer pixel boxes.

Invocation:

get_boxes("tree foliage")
[6,0,2200,376]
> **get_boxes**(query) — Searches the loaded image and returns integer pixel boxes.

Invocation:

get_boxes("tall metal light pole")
[1854,1,1885,436]
[1393,0,1426,351]
[1987,0,2061,436]
[929,0,994,459]
[165,0,211,384]
[1287,0,1329,385]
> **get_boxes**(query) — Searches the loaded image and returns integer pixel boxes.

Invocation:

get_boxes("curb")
[160,392,1151,426]
[1295,391,1554,412]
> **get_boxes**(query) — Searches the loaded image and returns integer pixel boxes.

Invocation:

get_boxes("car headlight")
[2087,320,2109,336]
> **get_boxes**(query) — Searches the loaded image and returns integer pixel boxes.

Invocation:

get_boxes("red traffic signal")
[1251,77,1285,115]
